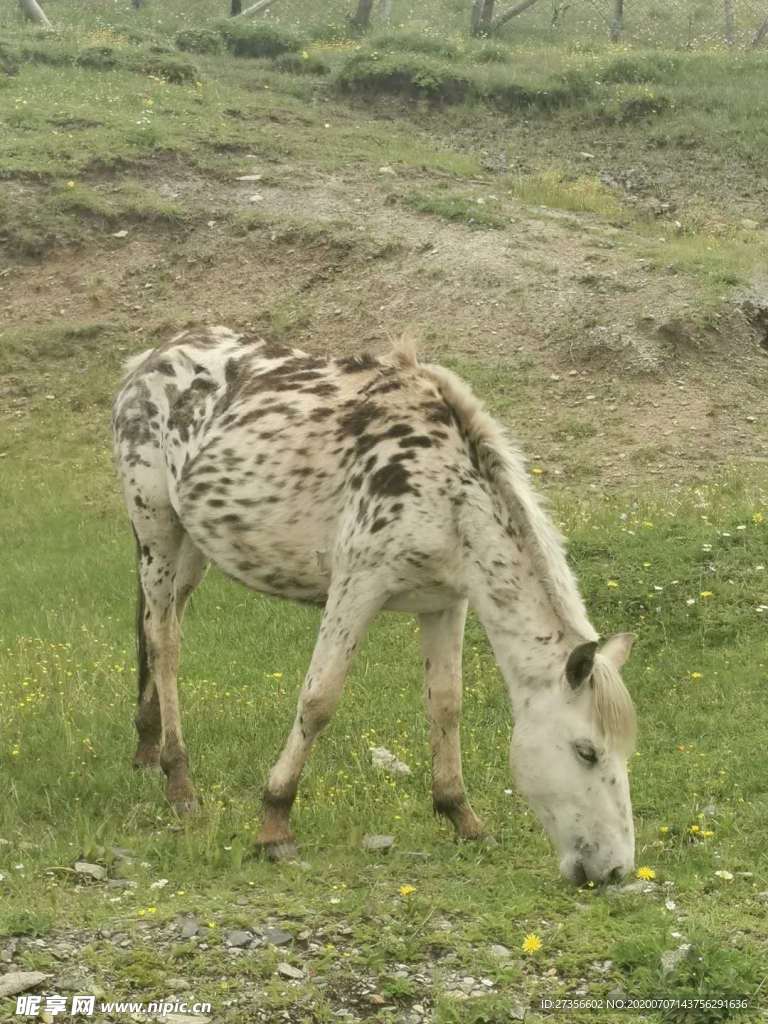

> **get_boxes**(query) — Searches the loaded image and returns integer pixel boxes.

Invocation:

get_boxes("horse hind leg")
[133,531,207,773]
[133,513,205,814]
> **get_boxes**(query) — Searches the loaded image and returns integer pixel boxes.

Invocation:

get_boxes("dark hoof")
[265,841,299,863]
[169,794,201,816]
[133,749,162,772]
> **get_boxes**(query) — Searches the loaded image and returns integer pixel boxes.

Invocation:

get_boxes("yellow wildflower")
[531,467,544,476]
[659,825,669,834]
[753,512,764,525]
[700,591,714,599]
[522,933,542,954]
[66,180,76,189]
[636,866,656,881]
[690,672,703,680]
[702,830,715,838]
[606,580,619,588]
[399,884,416,897]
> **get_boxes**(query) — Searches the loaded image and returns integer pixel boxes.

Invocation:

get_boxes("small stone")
[361,834,395,853]
[740,218,759,230]
[179,916,199,939]
[489,944,511,959]
[74,861,107,882]
[248,193,263,202]
[236,174,262,181]
[106,879,135,890]
[262,928,292,946]
[370,746,411,777]
[277,962,304,980]
[617,880,655,895]
[0,972,49,998]
[166,977,191,992]
[225,930,253,948]
[509,1003,526,1021]
[112,230,129,238]
[378,165,395,175]
[661,943,692,975]
[369,993,386,1005]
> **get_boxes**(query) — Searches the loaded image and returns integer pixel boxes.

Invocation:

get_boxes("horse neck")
[463,505,587,713]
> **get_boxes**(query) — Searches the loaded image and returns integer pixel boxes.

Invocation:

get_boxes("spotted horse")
[113,326,637,884]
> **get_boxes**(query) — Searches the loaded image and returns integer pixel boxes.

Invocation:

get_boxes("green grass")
[2,1,768,1018]
[1,329,767,1021]
[401,188,508,228]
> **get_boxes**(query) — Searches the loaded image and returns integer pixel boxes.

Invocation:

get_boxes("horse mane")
[401,339,636,752]
[412,345,595,642]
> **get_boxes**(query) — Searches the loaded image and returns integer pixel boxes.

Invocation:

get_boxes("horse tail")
[133,527,150,704]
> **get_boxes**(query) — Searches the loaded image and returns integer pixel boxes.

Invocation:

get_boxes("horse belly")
[176,457,337,603]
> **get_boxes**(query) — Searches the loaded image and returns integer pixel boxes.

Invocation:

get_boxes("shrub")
[76,46,118,70]
[0,42,20,76]
[140,56,198,83]
[217,20,304,59]
[271,52,330,76]
[472,42,512,64]
[338,52,472,103]
[600,53,680,84]
[175,28,223,55]
[368,31,462,61]
[484,80,568,111]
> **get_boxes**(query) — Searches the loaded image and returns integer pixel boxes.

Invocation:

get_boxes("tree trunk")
[18,0,53,27]
[753,13,768,47]
[609,0,624,41]
[724,0,735,43]
[471,0,496,34]
[233,0,279,18]
[349,0,375,31]
[488,0,541,34]
[230,0,242,14]
[379,0,392,25]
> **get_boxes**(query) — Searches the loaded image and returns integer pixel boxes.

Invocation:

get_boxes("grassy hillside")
[2,1,768,1021]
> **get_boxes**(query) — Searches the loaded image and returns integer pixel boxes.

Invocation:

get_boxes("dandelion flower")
[689,824,700,834]
[659,825,669,834]
[399,884,416,897]
[636,866,656,881]
[607,580,619,589]
[522,933,542,954]
[690,672,703,680]
[714,870,733,881]
[700,591,714,599]
[702,830,715,838]
[531,467,544,476]
[66,180,76,189]
[753,512,764,525]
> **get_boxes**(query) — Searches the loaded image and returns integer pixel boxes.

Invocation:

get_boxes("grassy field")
[2,0,768,1021]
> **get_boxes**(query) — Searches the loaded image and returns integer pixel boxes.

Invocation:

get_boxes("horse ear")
[600,633,636,670]
[565,641,598,690]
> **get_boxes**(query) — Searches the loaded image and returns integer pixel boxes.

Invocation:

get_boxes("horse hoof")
[170,795,200,816]
[133,751,162,772]
[265,841,299,863]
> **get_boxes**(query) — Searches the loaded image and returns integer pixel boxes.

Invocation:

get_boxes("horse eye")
[574,741,598,765]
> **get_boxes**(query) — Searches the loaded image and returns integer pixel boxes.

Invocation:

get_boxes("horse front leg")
[420,600,485,840]
[256,578,384,860]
